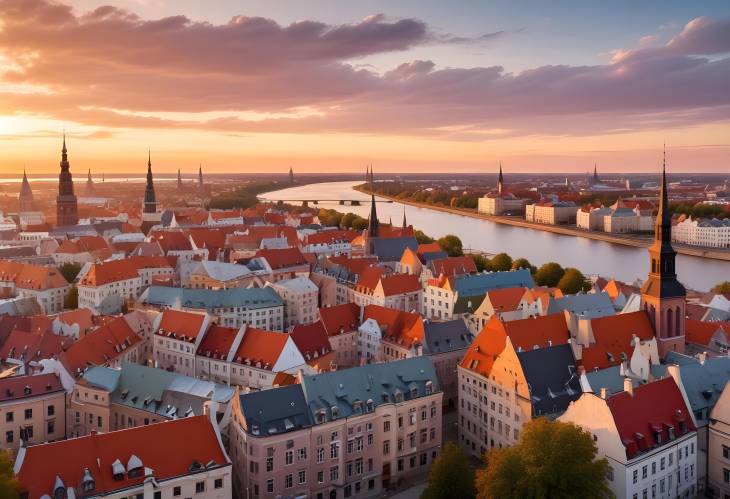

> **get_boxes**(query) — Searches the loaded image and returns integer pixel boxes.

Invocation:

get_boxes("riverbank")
[355,186,730,262]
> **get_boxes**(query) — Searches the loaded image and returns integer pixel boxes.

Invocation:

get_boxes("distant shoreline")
[354,186,730,262]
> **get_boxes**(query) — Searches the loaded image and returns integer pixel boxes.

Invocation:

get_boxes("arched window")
[667,308,673,337]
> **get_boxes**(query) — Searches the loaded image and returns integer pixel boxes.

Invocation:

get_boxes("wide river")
[261,181,729,292]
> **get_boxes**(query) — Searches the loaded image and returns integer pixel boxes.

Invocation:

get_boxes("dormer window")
[366,399,374,412]
[394,390,403,403]
[352,400,362,413]
[82,468,95,492]
[53,475,65,499]
[331,406,340,419]
[111,459,126,481]
[425,381,433,395]
[127,454,144,478]
[316,410,326,424]
[410,387,418,398]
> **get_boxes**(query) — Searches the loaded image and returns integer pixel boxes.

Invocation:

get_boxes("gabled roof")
[80,256,172,286]
[665,351,730,425]
[606,377,695,459]
[581,311,655,371]
[143,286,283,310]
[305,230,359,245]
[239,384,312,436]
[452,268,534,297]
[191,260,252,281]
[327,255,377,276]
[370,236,418,262]
[546,292,615,319]
[232,328,290,370]
[60,316,142,375]
[517,344,581,416]
[156,309,207,342]
[196,325,238,360]
[0,329,69,363]
[428,256,477,277]
[0,261,69,290]
[16,416,228,499]
[150,230,192,252]
[255,247,308,270]
[423,319,473,354]
[319,303,360,336]
[497,314,570,351]
[355,266,387,292]
[685,319,729,347]
[290,321,333,363]
[363,305,424,348]
[378,273,421,296]
[481,287,528,313]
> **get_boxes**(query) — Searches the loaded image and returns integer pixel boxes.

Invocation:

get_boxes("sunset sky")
[1,0,729,174]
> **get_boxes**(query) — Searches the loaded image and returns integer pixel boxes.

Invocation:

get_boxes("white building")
[267,276,320,330]
[673,216,730,248]
[560,377,698,499]
[153,309,213,377]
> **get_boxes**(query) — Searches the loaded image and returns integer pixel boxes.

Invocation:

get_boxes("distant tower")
[592,163,599,184]
[85,169,94,195]
[289,167,295,185]
[177,169,183,191]
[497,162,504,195]
[640,146,686,358]
[56,133,79,227]
[367,167,380,242]
[18,169,34,213]
[143,151,157,214]
[402,205,407,229]
[198,164,204,191]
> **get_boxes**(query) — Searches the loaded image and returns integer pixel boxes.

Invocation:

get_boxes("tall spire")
[402,205,407,229]
[144,151,157,214]
[498,162,504,195]
[367,166,379,239]
[177,168,183,190]
[56,132,78,226]
[19,168,34,212]
[85,168,94,194]
[198,164,204,189]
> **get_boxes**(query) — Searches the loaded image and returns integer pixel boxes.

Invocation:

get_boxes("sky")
[1,0,729,174]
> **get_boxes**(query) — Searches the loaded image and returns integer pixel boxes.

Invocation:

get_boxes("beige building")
[525,200,577,225]
[708,381,730,498]
[0,373,66,454]
[267,276,320,330]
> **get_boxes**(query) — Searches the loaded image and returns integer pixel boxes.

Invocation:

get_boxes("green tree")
[351,217,368,231]
[340,212,359,228]
[511,257,537,274]
[534,262,565,287]
[0,449,20,499]
[558,268,591,294]
[58,262,82,283]
[414,230,435,245]
[438,234,464,257]
[476,419,612,499]
[712,281,730,294]
[473,254,491,272]
[489,253,513,272]
[65,286,79,310]
[421,442,476,499]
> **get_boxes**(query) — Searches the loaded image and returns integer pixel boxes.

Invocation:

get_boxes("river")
[260,181,729,292]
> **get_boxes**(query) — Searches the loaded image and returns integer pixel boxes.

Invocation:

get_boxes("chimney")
[624,377,633,396]
[600,387,608,400]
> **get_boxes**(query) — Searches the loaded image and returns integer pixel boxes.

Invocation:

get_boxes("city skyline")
[1,0,730,173]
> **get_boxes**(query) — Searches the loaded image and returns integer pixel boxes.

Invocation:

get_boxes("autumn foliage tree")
[534,262,565,287]
[437,234,464,257]
[421,442,476,499]
[558,268,590,294]
[0,450,20,499]
[476,419,613,499]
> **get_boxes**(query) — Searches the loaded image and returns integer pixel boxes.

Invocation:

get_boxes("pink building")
[229,357,442,499]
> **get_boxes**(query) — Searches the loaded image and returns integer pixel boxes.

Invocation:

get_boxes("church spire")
[498,162,504,195]
[144,150,157,214]
[402,205,407,229]
[177,168,183,190]
[19,168,34,212]
[85,168,94,194]
[367,166,379,239]
[56,132,78,226]
[198,164,204,190]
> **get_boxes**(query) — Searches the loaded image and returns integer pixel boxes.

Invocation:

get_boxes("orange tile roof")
[60,317,141,374]
[80,256,172,286]
[196,324,238,360]
[379,273,421,296]
[255,247,308,270]
[232,328,289,370]
[0,373,63,403]
[497,314,570,351]
[460,320,508,377]
[17,416,228,499]
[363,305,424,348]
[417,243,442,254]
[273,371,298,386]
[319,303,361,336]
[483,287,528,312]
[156,309,207,343]
[0,329,69,362]
[580,311,655,371]
[430,256,477,277]
[150,230,192,252]
[290,321,333,362]
[685,319,729,347]
[603,279,639,300]
[328,255,377,275]
[56,308,94,332]
[355,266,387,293]
[0,261,68,290]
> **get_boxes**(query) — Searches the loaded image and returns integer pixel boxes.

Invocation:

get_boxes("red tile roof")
[0,329,69,363]
[156,309,207,343]
[355,266,387,293]
[429,256,477,277]
[493,314,569,351]
[379,273,421,296]
[232,328,289,370]
[56,308,94,332]
[607,377,695,459]
[196,324,238,360]
[417,243,442,254]
[305,230,359,245]
[290,321,332,362]
[328,256,377,276]
[17,416,228,499]
[60,317,141,374]
[150,230,192,252]
[363,305,424,348]
[685,319,729,347]
[0,373,64,403]
[80,256,172,286]
[319,303,360,336]
[460,320,508,377]
[580,311,655,371]
[255,247,308,270]
[0,261,68,290]
[482,287,528,312]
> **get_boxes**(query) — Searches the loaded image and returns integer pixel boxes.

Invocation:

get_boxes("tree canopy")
[0,450,20,499]
[473,254,491,272]
[534,262,565,287]
[421,442,476,499]
[65,286,79,310]
[712,281,730,294]
[415,230,435,245]
[475,419,612,499]
[438,234,464,257]
[58,262,82,283]
[489,253,513,272]
[512,257,537,274]
[558,268,590,294]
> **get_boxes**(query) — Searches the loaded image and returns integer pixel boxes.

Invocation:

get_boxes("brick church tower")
[56,133,79,227]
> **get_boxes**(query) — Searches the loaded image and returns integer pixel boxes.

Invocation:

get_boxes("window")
[5,431,12,443]
[298,448,307,460]
[285,474,293,488]
[24,408,32,419]
[214,478,223,489]
[330,466,339,481]
[724,468,730,484]
[330,442,340,459]
[383,440,390,455]
[384,421,391,432]
[607,466,614,481]
[266,479,274,493]
[48,405,55,417]
[633,470,638,484]
[317,471,324,483]
[173,486,181,496]
[47,421,55,434]
[285,450,293,465]
[724,446,730,460]
[195,481,205,493]
[5,412,12,423]
[298,470,306,484]
[317,447,325,463]
[642,465,647,479]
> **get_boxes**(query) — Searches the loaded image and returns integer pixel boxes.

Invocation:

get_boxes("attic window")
[410,386,418,398]
[352,400,362,413]
[331,406,340,419]
[425,381,433,395]
[394,390,403,403]
[366,399,374,412]
[127,454,144,478]
[82,467,95,492]
[316,410,326,424]
[111,459,126,480]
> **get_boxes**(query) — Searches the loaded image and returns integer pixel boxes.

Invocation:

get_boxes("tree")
[534,262,565,287]
[58,262,82,283]
[414,230,435,245]
[421,442,476,499]
[351,217,368,231]
[489,253,513,272]
[340,212,359,228]
[438,234,464,257]
[65,286,79,310]
[476,419,612,499]
[558,268,590,294]
[712,281,730,294]
[0,449,20,499]
[473,254,491,272]
[512,258,537,274]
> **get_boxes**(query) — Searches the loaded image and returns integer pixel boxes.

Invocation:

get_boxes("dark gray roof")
[371,237,418,262]
[423,319,473,354]
[517,344,581,417]
[143,285,283,310]
[239,384,313,436]
[421,251,448,263]
[453,268,534,297]
[546,292,615,319]
[0,246,36,259]
[665,351,730,426]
